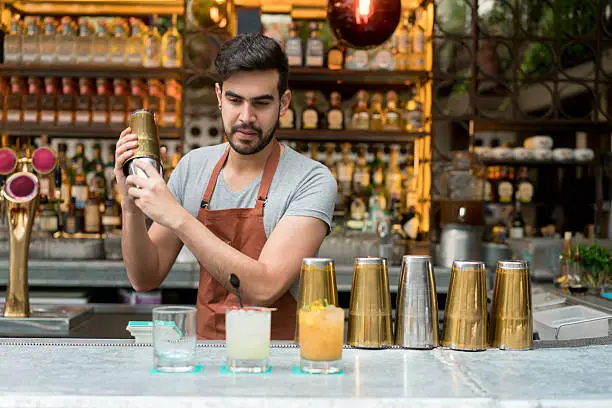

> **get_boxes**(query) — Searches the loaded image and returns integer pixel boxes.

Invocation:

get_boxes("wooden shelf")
[276,129,427,143]
[482,159,594,167]
[8,0,184,16]
[0,124,183,139]
[288,68,429,89]
[0,63,183,80]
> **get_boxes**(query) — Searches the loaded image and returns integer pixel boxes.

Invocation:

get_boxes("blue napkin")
[149,364,204,374]
[220,365,272,374]
[291,365,344,375]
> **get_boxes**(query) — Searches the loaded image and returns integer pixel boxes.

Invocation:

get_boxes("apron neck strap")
[201,139,281,209]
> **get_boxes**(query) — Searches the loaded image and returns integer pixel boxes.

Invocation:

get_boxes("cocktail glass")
[298,301,344,374]
[153,306,197,373]
[225,307,272,373]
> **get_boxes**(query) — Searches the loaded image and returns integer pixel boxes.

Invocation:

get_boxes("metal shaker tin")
[122,109,163,177]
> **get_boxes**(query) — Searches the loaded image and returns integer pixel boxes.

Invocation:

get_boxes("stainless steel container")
[122,110,163,178]
[438,224,484,268]
[394,255,439,349]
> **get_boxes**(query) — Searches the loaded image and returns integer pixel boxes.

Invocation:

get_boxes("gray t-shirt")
[167,142,338,297]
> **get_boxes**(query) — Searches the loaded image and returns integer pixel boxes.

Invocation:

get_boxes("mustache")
[231,124,262,136]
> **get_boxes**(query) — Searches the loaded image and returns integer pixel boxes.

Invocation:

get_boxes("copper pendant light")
[327,0,402,49]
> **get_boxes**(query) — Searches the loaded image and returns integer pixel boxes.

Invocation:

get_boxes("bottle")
[404,89,423,132]
[57,143,71,215]
[161,14,182,68]
[58,77,78,125]
[352,144,371,195]
[63,197,80,235]
[126,17,143,66]
[143,15,162,67]
[21,16,40,63]
[369,93,384,131]
[22,76,42,123]
[3,15,22,63]
[75,18,93,64]
[385,145,403,204]
[92,18,110,64]
[336,143,354,202]
[410,9,425,70]
[278,98,296,129]
[91,78,111,125]
[71,162,89,211]
[104,145,116,193]
[39,17,57,64]
[326,91,344,130]
[515,167,534,204]
[370,39,395,71]
[71,143,90,176]
[285,22,302,67]
[39,203,59,236]
[556,231,572,289]
[109,18,128,65]
[128,79,147,113]
[40,77,58,124]
[146,79,165,119]
[87,143,104,185]
[326,35,344,70]
[305,22,324,67]
[509,201,525,239]
[324,143,338,180]
[109,78,128,125]
[101,191,122,235]
[84,191,101,234]
[56,16,76,64]
[382,91,402,130]
[351,90,370,130]
[301,91,320,130]
[6,76,24,123]
[370,146,386,189]
[497,166,514,204]
[394,12,410,71]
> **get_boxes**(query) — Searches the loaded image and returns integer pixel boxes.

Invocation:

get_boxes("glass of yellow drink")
[298,300,344,374]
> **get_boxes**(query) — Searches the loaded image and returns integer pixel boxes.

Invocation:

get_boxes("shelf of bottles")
[252,4,434,233]
[0,11,185,138]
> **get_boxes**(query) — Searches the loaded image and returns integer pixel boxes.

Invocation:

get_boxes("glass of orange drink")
[298,300,344,374]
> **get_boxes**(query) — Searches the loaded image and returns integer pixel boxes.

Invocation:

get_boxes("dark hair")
[214,33,289,97]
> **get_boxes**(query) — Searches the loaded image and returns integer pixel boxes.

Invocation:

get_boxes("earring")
[218,104,222,110]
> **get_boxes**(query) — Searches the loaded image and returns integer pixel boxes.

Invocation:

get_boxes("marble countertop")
[0,339,611,407]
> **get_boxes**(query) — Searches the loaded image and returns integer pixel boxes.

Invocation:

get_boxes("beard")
[224,113,279,156]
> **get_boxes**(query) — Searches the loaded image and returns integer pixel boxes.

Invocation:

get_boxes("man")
[114,33,337,340]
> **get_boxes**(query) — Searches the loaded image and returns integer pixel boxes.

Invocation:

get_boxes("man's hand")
[125,160,187,230]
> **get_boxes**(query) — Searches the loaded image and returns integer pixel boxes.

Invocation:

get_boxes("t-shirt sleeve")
[167,152,190,206]
[283,165,338,231]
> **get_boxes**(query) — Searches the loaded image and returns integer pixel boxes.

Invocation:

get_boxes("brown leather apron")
[195,140,297,340]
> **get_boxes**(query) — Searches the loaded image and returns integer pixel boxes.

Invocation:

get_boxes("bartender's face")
[216,70,291,155]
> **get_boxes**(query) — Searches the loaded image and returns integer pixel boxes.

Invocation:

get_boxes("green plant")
[578,242,612,287]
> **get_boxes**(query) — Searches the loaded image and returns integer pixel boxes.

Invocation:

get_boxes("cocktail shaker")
[122,109,163,178]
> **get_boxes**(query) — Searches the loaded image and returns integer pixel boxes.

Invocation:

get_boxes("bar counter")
[1,338,612,407]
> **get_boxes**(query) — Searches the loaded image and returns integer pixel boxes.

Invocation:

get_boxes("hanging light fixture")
[327,0,402,49]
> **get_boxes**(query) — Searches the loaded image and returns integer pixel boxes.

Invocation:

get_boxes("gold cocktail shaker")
[123,110,163,178]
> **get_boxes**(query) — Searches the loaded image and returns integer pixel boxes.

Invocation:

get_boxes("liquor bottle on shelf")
[126,18,144,66]
[301,91,321,130]
[336,142,354,202]
[326,35,344,70]
[326,91,344,130]
[39,202,59,236]
[404,89,423,132]
[40,77,58,124]
[143,15,162,68]
[56,16,76,64]
[484,166,495,202]
[0,78,6,124]
[351,90,370,130]
[109,78,128,126]
[39,17,57,64]
[92,19,110,65]
[285,22,302,67]
[72,143,90,176]
[497,166,514,204]
[370,40,395,71]
[4,15,22,63]
[91,78,111,125]
[109,18,128,65]
[345,48,369,70]
[101,191,122,235]
[370,145,386,190]
[87,143,105,186]
[352,144,371,195]
[161,14,182,68]
[162,79,182,127]
[394,12,410,71]
[75,78,93,125]
[369,93,384,131]
[5,76,23,123]
[75,17,93,64]
[128,79,147,113]
[382,90,402,131]
[63,197,81,235]
[515,167,534,204]
[22,76,42,123]
[386,145,403,204]
[324,143,338,180]
[509,200,525,239]
[279,98,296,129]
[57,142,71,215]
[104,145,116,193]
[410,9,425,70]
[305,22,324,68]
[71,159,89,210]
[146,78,164,118]
[84,191,101,234]
[21,16,40,63]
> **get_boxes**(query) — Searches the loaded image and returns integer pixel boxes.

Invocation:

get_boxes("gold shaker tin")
[123,109,163,177]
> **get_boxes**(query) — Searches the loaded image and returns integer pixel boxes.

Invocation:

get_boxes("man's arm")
[173,213,327,306]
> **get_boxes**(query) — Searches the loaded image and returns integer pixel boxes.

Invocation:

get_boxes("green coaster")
[149,364,204,374]
[291,365,344,375]
[220,365,272,374]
